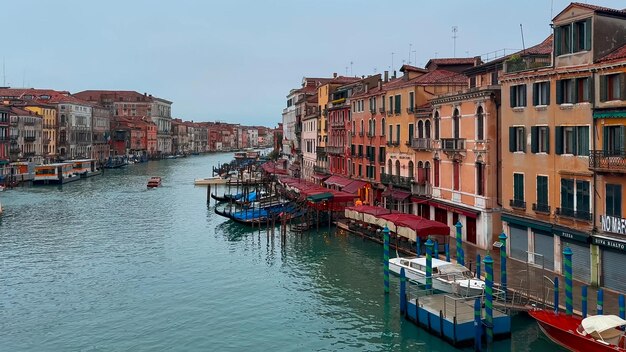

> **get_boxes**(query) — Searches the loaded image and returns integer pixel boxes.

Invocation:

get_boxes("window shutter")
[533,83,538,106]
[556,80,563,104]
[509,126,516,152]
[585,18,592,51]
[521,127,527,152]
[603,126,609,154]
[521,85,527,106]
[620,73,626,100]
[546,128,551,154]
[555,27,561,56]
[510,86,515,108]
[555,126,563,155]
[572,79,579,103]
[600,75,607,102]
[545,82,551,105]
[531,126,538,153]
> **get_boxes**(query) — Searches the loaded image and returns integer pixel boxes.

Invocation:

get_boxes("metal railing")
[509,199,526,209]
[325,146,343,155]
[441,138,466,151]
[412,182,432,197]
[532,203,551,214]
[556,207,592,221]
[589,150,626,173]
[313,165,329,174]
[411,138,432,151]
[381,173,412,189]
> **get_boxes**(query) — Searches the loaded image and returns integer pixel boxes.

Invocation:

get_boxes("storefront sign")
[553,226,590,243]
[592,236,626,252]
[601,215,626,236]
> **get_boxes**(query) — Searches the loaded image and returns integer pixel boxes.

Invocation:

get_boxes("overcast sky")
[3,0,624,126]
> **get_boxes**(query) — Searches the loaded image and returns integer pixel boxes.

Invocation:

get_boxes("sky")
[2,0,624,127]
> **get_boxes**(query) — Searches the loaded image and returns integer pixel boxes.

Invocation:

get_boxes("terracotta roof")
[413,69,467,84]
[74,90,155,103]
[554,3,626,20]
[427,58,475,65]
[400,64,428,73]
[9,106,38,116]
[598,44,626,63]
[523,34,553,55]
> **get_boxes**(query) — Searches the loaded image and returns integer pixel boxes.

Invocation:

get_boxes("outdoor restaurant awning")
[324,175,353,188]
[428,199,479,218]
[342,180,367,194]
[311,173,330,180]
[382,189,411,201]
[261,162,288,175]
[307,192,334,202]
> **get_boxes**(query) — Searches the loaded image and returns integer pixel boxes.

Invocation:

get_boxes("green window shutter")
[522,127,527,152]
[509,126,516,152]
[555,27,561,56]
[620,73,626,100]
[556,80,563,104]
[576,126,589,156]
[585,18,592,51]
[561,179,567,209]
[533,83,539,106]
[545,82,551,105]
[600,75,607,102]
[555,126,563,155]
[531,126,538,153]
[546,128,551,154]
[510,86,516,108]
[619,126,626,154]
[577,180,590,212]
[521,85,527,106]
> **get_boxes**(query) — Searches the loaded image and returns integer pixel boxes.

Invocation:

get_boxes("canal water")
[0,153,564,351]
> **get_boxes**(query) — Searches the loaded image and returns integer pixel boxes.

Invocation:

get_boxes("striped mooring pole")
[455,221,464,266]
[499,232,507,297]
[484,254,494,345]
[400,268,407,315]
[434,240,439,259]
[554,277,559,313]
[425,238,434,290]
[582,286,588,318]
[474,298,482,352]
[476,254,481,278]
[384,226,390,294]
[445,242,450,262]
[563,247,573,316]
[416,237,421,256]
[597,289,604,315]
[620,295,625,330]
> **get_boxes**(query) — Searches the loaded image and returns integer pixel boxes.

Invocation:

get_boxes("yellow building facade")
[24,103,57,162]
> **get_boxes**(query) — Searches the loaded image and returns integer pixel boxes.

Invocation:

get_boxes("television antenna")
[452,26,458,57]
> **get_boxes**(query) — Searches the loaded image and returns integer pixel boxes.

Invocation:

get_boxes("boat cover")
[581,315,626,336]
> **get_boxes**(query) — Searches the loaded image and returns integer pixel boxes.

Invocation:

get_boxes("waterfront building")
[23,102,57,163]
[430,56,507,249]
[51,94,93,160]
[500,2,626,288]
[172,118,190,154]
[0,107,10,179]
[91,104,111,163]
[301,96,319,182]
[8,107,43,164]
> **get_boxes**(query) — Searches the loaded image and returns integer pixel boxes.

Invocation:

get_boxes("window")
[417,120,424,139]
[408,123,414,144]
[557,78,590,104]
[381,118,385,135]
[533,82,550,106]
[510,84,527,108]
[381,95,386,111]
[389,96,393,112]
[408,92,415,112]
[476,107,484,140]
[531,126,550,153]
[606,184,622,218]
[389,125,393,142]
[452,109,460,138]
[559,178,590,220]
[469,76,476,88]
[394,94,402,114]
[555,18,591,55]
[453,161,460,191]
[509,126,526,152]
[425,120,431,139]
[395,124,400,144]
[476,162,485,196]
[358,164,362,177]
[600,73,625,102]
[379,146,385,163]
[555,126,589,156]
[603,125,625,155]
[434,158,440,187]
[513,173,524,207]
[434,112,440,140]
[536,175,549,209]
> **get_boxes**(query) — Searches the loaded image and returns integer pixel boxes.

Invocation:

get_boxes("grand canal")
[0,153,563,351]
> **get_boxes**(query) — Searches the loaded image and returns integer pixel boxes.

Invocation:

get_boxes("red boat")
[529,309,626,351]
[147,177,162,188]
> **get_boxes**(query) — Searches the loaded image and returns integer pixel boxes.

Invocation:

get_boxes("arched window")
[416,161,423,183]
[434,112,440,140]
[453,108,460,139]
[381,118,386,136]
[387,159,392,175]
[371,119,376,135]
[418,120,424,139]
[425,161,431,183]
[425,120,431,139]
[476,106,484,141]
[360,120,364,134]
[408,160,414,179]
[395,160,401,177]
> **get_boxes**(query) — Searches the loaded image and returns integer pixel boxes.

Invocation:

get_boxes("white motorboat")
[194,176,229,185]
[389,256,485,296]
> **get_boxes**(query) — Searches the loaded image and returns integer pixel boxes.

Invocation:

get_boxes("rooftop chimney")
[333,72,337,78]
[393,71,397,79]
[384,71,389,83]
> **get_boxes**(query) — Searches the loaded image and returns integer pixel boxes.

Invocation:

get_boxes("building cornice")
[430,88,498,105]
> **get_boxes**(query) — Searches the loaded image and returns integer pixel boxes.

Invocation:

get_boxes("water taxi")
[70,159,102,178]
[389,257,485,296]
[147,177,162,188]
[33,163,80,185]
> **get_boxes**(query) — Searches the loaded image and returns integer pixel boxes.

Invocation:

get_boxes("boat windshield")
[438,264,474,280]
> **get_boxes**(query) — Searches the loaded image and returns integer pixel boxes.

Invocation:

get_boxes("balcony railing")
[532,203,551,214]
[381,173,413,189]
[509,199,526,209]
[411,138,432,151]
[366,154,375,163]
[556,207,592,221]
[325,146,343,155]
[379,108,386,115]
[387,110,393,116]
[589,150,626,173]
[370,109,377,115]
[313,165,329,175]
[24,136,36,142]
[412,182,432,197]
[358,132,364,137]
[406,107,415,114]
[441,138,466,151]
[316,146,326,155]
[504,57,551,73]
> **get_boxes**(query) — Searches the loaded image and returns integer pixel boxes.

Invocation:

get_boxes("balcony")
[387,110,393,116]
[325,146,343,155]
[589,150,626,173]
[532,203,551,214]
[316,146,326,156]
[509,199,526,210]
[370,109,377,115]
[441,138,466,151]
[24,136,36,142]
[366,154,375,163]
[379,108,387,115]
[330,120,344,128]
[411,138,432,151]
[406,107,415,114]
[23,152,35,157]
[381,173,413,189]
[412,182,432,197]
[504,57,551,73]
[358,132,364,137]
[556,207,592,222]
[314,165,329,175]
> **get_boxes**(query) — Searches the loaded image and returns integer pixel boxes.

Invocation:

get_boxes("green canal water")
[0,153,565,351]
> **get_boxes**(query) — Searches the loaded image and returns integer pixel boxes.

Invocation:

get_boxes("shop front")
[553,226,591,284]
[594,214,626,292]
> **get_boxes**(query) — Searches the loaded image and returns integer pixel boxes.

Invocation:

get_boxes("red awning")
[342,180,367,194]
[382,189,411,201]
[324,175,353,188]
[345,205,399,216]
[396,217,450,237]
[261,162,288,175]
[311,173,331,180]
